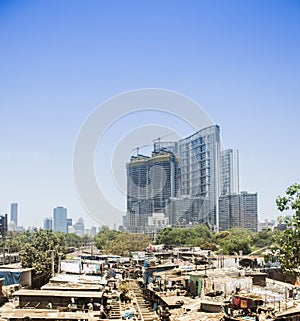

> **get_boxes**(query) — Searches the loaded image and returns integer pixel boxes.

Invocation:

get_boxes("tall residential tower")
[220,149,239,195]
[126,149,180,233]
[154,125,222,229]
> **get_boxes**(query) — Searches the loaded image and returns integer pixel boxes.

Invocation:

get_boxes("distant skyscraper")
[220,149,239,195]
[10,203,18,227]
[43,217,53,230]
[67,218,73,229]
[219,194,240,231]
[126,149,180,233]
[53,206,68,233]
[90,226,97,237]
[219,192,258,232]
[74,217,84,236]
[240,191,258,232]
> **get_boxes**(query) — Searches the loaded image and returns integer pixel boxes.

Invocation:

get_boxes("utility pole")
[51,250,55,277]
[90,242,95,256]
[58,253,62,274]
[2,240,5,266]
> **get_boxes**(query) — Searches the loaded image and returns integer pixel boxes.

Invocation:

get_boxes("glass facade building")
[43,217,53,230]
[219,192,258,232]
[126,149,180,233]
[127,125,258,232]
[155,125,221,230]
[220,149,239,196]
[53,206,67,233]
[10,203,18,227]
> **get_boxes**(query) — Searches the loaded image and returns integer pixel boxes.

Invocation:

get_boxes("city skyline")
[0,1,299,228]
[126,124,258,233]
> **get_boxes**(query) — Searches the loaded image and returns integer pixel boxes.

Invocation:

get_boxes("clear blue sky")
[0,0,299,228]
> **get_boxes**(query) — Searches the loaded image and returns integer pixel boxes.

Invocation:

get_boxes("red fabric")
[233,297,241,307]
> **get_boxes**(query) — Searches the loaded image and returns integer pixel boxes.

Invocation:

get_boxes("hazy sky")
[0,0,299,228]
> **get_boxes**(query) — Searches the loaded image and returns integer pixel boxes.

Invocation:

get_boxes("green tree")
[95,226,120,249]
[156,227,173,245]
[4,231,24,253]
[251,230,274,249]
[216,228,253,255]
[156,224,215,249]
[103,233,150,256]
[19,229,66,288]
[273,183,300,277]
[64,233,82,248]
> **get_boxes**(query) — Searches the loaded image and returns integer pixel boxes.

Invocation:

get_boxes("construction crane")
[132,133,175,156]
[152,132,174,144]
[132,144,151,156]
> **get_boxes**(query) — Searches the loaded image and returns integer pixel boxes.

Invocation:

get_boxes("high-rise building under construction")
[126,124,258,232]
[126,149,180,233]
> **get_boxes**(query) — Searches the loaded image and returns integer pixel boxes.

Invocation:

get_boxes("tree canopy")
[156,224,216,249]
[5,229,100,287]
[216,228,254,255]
[94,226,120,249]
[156,226,274,255]
[273,183,300,277]
[251,230,274,249]
[102,233,150,256]
[94,227,150,256]
[19,229,66,288]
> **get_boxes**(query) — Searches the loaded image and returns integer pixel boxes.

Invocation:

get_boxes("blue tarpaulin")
[0,271,21,285]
